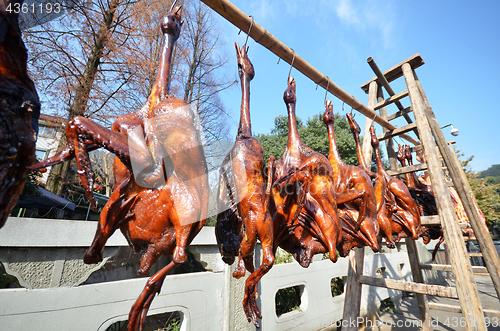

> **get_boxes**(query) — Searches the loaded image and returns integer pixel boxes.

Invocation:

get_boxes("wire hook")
[243,16,254,51]
[170,0,181,13]
[288,49,296,81]
[324,78,330,106]
[170,0,178,12]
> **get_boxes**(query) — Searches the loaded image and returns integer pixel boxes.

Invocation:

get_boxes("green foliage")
[0,263,21,289]
[379,297,402,314]
[20,170,44,199]
[256,113,358,165]
[255,131,287,166]
[457,153,500,227]
[454,149,475,171]
[274,247,294,264]
[275,286,301,316]
[486,177,500,185]
[105,311,181,331]
[467,172,500,226]
[330,277,344,297]
[205,216,217,226]
[271,115,304,137]
[479,164,500,178]
[162,318,180,331]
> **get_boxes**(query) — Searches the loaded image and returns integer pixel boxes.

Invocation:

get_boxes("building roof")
[39,113,67,127]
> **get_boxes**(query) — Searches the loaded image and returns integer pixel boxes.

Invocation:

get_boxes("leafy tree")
[457,152,500,228]
[255,115,300,164]
[486,177,500,186]
[180,0,234,143]
[20,171,44,199]
[24,0,232,196]
[25,0,137,195]
[467,172,500,227]
[255,113,357,165]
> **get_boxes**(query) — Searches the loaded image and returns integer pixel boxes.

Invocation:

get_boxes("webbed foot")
[233,262,247,279]
[243,282,261,328]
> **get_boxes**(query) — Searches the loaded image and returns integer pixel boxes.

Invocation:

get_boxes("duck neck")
[353,130,369,171]
[327,122,343,169]
[150,33,176,106]
[237,75,252,137]
[286,102,302,149]
[399,157,412,186]
[407,155,420,186]
[373,145,386,175]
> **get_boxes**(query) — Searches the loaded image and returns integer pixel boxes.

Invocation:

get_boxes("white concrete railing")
[1,271,224,331]
[0,218,433,331]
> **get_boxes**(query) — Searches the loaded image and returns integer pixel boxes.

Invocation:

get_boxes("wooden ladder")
[341,54,500,331]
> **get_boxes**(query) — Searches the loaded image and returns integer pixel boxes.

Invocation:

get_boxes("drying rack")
[197,1,500,329]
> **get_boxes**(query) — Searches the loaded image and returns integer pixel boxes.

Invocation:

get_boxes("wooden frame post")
[406,238,432,330]
[342,247,365,330]
[361,81,377,164]
[366,57,420,139]
[412,71,500,301]
[374,77,431,330]
[402,63,487,331]
[377,86,398,171]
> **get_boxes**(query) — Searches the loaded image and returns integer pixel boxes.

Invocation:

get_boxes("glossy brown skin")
[409,149,442,255]
[396,144,438,216]
[30,9,209,331]
[323,102,380,253]
[271,77,342,265]
[397,144,413,188]
[370,127,421,241]
[405,145,434,194]
[215,43,274,327]
[0,0,40,227]
[415,150,430,184]
[346,114,394,248]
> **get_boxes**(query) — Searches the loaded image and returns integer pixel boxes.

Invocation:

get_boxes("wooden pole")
[406,239,432,330]
[402,63,487,331]
[377,86,398,170]
[199,0,419,146]
[341,247,365,330]
[413,71,500,302]
[367,57,420,138]
[361,81,377,164]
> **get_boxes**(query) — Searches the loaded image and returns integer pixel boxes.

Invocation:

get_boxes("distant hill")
[479,164,500,178]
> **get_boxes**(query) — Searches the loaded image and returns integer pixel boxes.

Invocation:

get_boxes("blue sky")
[211,0,500,172]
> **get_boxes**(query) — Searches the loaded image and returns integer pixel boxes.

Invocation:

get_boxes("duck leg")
[128,261,179,331]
